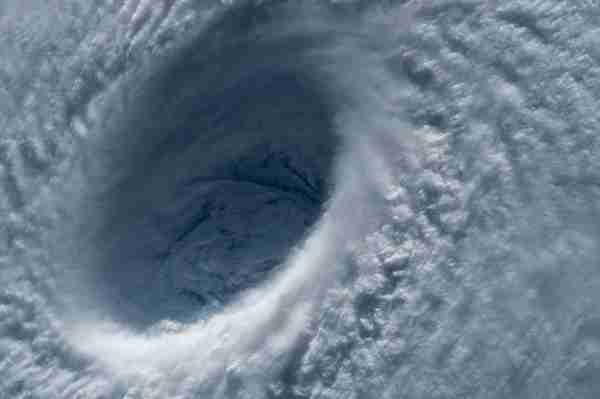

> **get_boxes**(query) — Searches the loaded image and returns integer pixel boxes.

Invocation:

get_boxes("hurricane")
[2,1,600,398]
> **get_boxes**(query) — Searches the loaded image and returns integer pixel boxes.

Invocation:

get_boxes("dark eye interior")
[85,58,338,327]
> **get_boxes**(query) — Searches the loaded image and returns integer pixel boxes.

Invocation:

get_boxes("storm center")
[87,68,338,326]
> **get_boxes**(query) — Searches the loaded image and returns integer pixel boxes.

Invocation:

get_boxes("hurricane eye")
[87,64,338,327]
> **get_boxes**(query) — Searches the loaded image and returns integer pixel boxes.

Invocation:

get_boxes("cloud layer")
[2,1,600,398]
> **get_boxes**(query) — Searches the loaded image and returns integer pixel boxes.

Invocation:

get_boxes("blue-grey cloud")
[2,1,600,398]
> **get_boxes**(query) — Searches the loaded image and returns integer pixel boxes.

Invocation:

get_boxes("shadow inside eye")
[85,62,339,327]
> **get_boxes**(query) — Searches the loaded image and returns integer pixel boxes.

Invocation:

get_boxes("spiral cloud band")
[2,1,600,398]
